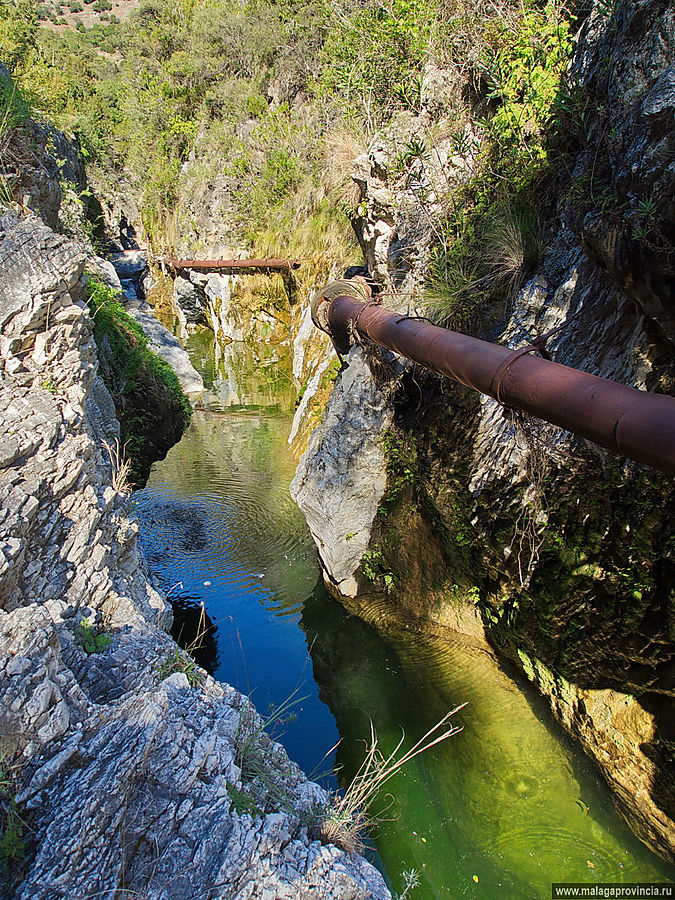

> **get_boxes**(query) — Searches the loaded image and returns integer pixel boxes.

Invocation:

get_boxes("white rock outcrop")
[290,347,398,598]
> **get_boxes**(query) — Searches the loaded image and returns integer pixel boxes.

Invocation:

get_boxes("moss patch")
[87,277,191,487]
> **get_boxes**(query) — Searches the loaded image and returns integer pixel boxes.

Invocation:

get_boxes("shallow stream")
[134,328,674,899]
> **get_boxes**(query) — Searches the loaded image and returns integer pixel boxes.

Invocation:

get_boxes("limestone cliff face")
[0,211,389,899]
[290,0,674,861]
[3,95,197,486]
[291,346,400,598]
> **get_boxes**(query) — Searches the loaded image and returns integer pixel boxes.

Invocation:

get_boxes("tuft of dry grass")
[321,125,369,212]
[319,705,464,853]
[483,205,542,297]
[102,438,133,497]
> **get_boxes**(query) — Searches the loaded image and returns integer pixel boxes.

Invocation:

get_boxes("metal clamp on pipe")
[311,277,675,476]
[311,277,375,354]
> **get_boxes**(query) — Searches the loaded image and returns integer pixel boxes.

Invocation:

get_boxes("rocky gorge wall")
[151,233,342,456]
[291,0,675,862]
[0,211,390,897]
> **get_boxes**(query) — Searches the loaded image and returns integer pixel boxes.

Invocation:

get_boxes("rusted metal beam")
[160,257,301,272]
[315,293,675,476]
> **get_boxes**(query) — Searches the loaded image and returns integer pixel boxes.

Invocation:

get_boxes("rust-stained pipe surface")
[161,257,301,271]
[323,294,675,476]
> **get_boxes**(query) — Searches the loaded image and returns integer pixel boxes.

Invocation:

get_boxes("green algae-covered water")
[134,329,674,898]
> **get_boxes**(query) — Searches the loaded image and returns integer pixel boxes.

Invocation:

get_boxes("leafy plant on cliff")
[361,548,396,592]
[423,1,575,329]
[478,2,573,164]
[0,749,24,884]
[86,276,192,485]
[74,616,111,654]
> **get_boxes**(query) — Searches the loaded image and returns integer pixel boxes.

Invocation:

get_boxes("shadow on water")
[133,327,674,899]
[168,592,220,674]
[300,583,674,898]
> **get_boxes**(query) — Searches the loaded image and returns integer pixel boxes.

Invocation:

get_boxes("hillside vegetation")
[1,0,592,320]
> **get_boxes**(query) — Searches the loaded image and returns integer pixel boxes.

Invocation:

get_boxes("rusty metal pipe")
[161,257,301,271]
[324,295,675,476]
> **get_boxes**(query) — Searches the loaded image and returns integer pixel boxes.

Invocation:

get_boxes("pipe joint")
[311,280,372,354]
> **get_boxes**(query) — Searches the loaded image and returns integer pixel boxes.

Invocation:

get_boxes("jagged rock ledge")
[0,210,390,900]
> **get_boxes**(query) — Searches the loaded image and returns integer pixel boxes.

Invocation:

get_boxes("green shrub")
[0,0,37,73]
[318,0,434,120]
[479,1,572,165]
[423,0,575,330]
[74,617,112,653]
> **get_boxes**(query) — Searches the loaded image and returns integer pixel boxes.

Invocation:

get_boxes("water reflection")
[134,408,340,777]
[187,328,296,412]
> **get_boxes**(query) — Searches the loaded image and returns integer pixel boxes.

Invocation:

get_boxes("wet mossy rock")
[87,278,192,486]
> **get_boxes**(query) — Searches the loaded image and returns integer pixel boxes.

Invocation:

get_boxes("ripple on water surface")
[301,597,674,898]
[134,394,674,900]
[134,410,338,771]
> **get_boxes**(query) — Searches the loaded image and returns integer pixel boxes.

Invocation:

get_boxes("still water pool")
[134,331,673,899]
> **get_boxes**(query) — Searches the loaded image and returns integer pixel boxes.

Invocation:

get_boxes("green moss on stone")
[87,277,192,487]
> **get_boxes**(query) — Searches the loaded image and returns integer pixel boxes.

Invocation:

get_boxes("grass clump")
[229,688,327,822]
[320,707,463,853]
[0,69,31,205]
[234,688,304,783]
[158,647,204,687]
[226,780,261,817]
[102,437,132,497]
[74,617,111,654]
[424,197,544,330]
[158,602,208,688]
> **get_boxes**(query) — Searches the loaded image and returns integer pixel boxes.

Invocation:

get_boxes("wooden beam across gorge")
[160,257,301,272]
